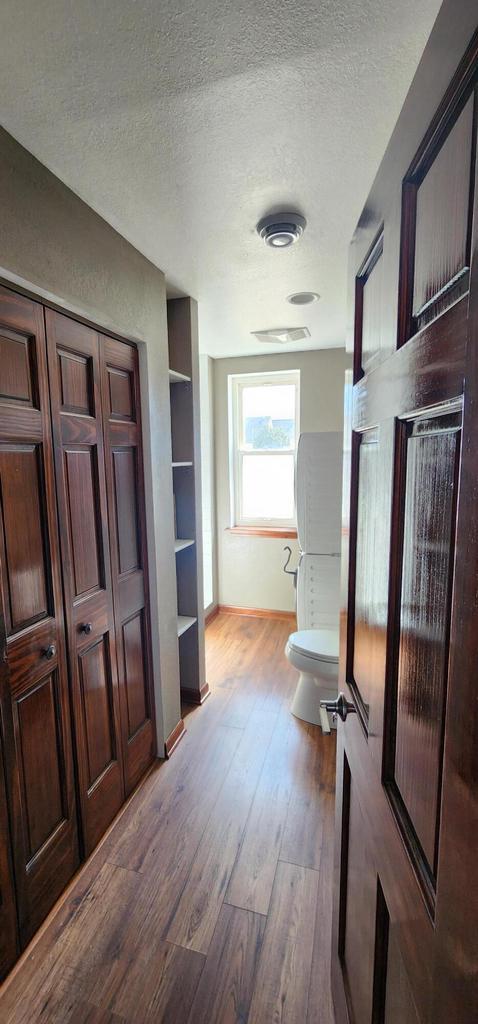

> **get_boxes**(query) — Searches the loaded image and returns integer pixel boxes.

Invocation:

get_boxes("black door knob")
[81,622,93,635]
[42,644,56,661]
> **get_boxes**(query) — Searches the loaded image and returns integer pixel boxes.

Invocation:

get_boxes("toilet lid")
[288,628,339,663]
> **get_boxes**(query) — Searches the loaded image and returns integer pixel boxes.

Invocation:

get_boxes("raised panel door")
[45,309,125,855]
[333,33,478,1024]
[100,335,155,794]
[0,609,18,980]
[0,285,79,947]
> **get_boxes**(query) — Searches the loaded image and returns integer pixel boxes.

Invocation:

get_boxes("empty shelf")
[175,538,195,553]
[177,615,197,637]
[172,461,193,468]
[169,368,191,384]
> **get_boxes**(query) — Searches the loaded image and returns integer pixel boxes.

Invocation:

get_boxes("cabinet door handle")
[42,644,56,661]
[81,622,93,635]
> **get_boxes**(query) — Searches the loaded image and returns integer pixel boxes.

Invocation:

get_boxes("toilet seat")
[288,628,339,664]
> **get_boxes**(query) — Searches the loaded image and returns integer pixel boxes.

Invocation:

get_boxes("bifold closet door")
[0,287,79,945]
[45,310,125,855]
[100,336,155,793]
[0,612,19,978]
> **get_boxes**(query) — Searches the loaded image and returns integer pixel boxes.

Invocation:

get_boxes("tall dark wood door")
[333,29,478,1024]
[0,287,79,945]
[99,334,155,794]
[45,309,125,855]
[0,610,19,979]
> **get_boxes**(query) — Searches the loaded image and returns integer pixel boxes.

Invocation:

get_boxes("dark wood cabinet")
[0,287,80,948]
[0,287,155,977]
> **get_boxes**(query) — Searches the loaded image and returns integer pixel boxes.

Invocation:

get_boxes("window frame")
[228,369,300,529]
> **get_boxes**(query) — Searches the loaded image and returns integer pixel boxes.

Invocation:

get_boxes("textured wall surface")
[0,128,181,745]
[0,0,442,356]
[214,348,351,612]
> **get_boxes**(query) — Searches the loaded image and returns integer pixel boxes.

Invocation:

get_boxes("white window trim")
[228,370,300,529]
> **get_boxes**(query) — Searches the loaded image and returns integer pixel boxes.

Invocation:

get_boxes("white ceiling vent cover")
[251,327,311,344]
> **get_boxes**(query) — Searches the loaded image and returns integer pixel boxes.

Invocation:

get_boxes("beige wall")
[214,349,351,612]
[0,127,181,745]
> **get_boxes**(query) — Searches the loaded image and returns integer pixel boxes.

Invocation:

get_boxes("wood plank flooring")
[0,612,336,1024]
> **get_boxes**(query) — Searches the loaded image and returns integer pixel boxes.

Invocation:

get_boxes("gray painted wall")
[0,126,181,745]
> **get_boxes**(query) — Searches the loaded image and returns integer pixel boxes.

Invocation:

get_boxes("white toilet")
[286,626,339,732]
[284,431,343,732]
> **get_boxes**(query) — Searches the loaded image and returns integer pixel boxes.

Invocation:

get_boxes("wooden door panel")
[384,925,421,1024]
[122,611,148,738]
[100,335,155,793]
[112,447,140,574]
[340,758,377,1024]
[78,634,116,789]
[64,445,103,597]
[0,612,19,981]
[0,445,50,632]
[412,94,474,325]
[0,286,79,948]
[334,26,478,1024]
[386,410,460,884]
[45,309,124,856]
[0,328,38,407]
[13,671,65,860]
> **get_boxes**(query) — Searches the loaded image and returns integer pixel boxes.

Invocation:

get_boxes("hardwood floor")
[0,613,336,1023]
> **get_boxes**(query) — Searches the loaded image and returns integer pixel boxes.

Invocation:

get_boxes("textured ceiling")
[0,0,442,356]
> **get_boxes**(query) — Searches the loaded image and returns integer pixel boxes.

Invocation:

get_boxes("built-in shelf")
[177,615,197,637]
[169,368,191,384]
[174,538,195,553]
[172,461,193,468]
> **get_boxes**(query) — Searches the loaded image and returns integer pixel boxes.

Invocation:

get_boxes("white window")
[229,370,300,528]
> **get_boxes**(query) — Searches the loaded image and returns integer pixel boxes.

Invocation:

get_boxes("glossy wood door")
[45,309,125,855]
[0,610,19,980]
[333,29,478,1024]
[0,286,79,945]
[100,335,155,793]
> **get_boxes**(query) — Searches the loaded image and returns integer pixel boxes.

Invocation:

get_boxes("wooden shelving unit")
[167,297,208,706]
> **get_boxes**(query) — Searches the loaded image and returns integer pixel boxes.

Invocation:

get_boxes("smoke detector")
[251,327,311,344]
[256,212,306,248]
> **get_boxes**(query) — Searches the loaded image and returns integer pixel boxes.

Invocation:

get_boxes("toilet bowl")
[286,627,339,732]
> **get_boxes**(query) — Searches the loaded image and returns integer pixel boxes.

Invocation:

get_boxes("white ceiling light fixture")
[251,327,311,344]
[256,212,306,248]
[287,291,320,305]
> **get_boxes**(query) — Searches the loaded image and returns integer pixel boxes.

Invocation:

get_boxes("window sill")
[227,526,298,539]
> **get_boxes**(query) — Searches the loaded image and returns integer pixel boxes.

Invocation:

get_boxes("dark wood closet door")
[332,28,478,1024]
[45,309,124,855]
[0,611,19,979]
[0,286,79,945]
[100,335,155,793]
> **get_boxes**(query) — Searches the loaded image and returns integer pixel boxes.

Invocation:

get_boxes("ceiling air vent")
[251,327,311,344]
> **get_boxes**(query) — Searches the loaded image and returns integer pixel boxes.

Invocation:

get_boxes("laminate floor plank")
[248,860,320,1024]
[306,793,336,1024]
[280,722,336,871]
[166,705,279,953]
[226,704,299,915]
[186,904,265,1024]
[0,614,337,1024]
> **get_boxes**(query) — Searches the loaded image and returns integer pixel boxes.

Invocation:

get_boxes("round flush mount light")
[256,212,306,248]
[287,291,320,305]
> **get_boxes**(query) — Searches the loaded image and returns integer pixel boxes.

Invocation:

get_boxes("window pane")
[242,383,296,450]
[241,454,295,520]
